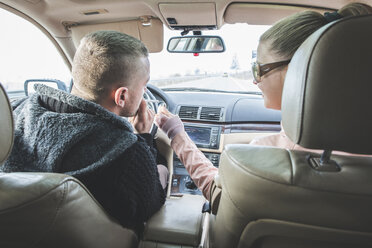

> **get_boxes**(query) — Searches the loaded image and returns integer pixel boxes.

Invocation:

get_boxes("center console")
[171,123,221,195]
[141,194,206,247]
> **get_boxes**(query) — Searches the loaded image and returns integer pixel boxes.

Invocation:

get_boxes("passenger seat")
[209,15,372,248]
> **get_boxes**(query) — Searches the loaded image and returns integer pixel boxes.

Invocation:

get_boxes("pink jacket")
[251,128,370,156]
[172,132,218,199]
[250,128,312,150]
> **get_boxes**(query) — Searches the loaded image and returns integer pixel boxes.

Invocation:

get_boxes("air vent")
[200,107,222,121]
[179,106,199,119]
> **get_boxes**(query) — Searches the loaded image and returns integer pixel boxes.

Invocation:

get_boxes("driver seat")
[210,15,372,248]
[0,83,138,247]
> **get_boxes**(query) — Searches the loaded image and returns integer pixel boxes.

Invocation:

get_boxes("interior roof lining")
[0,0,342,69]
[226,2,336,11]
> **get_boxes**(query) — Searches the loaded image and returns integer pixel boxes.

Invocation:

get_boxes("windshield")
[149,23,270,94]
[0,6,269,96]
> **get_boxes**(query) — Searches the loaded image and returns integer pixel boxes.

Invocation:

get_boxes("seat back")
[211,146,372,248]
[210,15,372,248]
[0,83,13,165]
[0,84,138,248]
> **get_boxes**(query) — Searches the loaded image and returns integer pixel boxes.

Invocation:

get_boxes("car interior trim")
[70,18,164,53]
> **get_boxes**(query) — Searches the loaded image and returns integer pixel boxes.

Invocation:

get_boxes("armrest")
[142,194,206,247]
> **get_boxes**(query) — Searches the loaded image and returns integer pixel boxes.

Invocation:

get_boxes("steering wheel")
[143,85,173,136]
[143,89,158,114]
[143,89,160,136]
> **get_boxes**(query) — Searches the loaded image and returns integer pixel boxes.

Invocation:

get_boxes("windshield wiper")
[162,87,207,92]
[161,87,262,95]
[225,90,262,95]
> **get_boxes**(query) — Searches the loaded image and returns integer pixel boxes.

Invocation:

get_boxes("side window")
[0,8,71,99]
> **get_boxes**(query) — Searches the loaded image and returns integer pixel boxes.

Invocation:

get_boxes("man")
[2,31,166,233]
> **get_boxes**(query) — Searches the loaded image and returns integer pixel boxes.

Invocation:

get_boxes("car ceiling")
[0,0,369,66]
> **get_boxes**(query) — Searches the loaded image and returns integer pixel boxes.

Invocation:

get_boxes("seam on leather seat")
[63,177,123,224]
[0,176,72,213]
[193,212,204,245]
[218,168,248,244]
[0,176,108,215]
[289,151,294,185]
[219,155,245,217]
[66,177,113,214]
[224,148,292,185]
[222,147,295,218]
[0,83,14,165]
[32,181,68,247]
[225,149,372,197]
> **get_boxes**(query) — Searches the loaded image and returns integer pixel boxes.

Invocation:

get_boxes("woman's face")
[256,41,289,110]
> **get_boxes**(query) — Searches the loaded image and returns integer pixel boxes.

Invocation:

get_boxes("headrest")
[282,15,372,155]
[0,83,14,164]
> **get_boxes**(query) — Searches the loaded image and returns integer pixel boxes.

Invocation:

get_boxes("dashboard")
[147,84,282,195]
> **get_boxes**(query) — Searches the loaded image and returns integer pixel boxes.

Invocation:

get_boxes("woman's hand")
[155,106,184,139]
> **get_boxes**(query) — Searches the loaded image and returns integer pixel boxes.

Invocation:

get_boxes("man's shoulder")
[119,135,155,161]
[136,133,153,144]
[127,134,153,151]
[11,97,28,109]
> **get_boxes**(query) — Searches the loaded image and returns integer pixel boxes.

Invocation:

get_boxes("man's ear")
[114,87,128,108]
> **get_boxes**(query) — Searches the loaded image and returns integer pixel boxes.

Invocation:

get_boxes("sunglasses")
[252,59,291,83]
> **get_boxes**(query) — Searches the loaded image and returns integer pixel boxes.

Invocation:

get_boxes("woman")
[155,3,372,202]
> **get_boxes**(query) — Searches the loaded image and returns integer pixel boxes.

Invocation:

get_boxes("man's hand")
[130,99,154,134]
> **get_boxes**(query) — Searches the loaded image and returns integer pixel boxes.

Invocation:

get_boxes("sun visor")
[159,3,217,30]
[70,18,163,53]
[224,3,325,25]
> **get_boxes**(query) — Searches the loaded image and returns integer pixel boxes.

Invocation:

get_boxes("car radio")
[183,123,221,149]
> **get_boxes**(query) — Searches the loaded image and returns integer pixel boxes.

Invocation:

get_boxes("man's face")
[120,57,150,117]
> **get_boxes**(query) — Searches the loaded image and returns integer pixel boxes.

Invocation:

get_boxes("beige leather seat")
[0,83,137,247]
[210,15,372,248]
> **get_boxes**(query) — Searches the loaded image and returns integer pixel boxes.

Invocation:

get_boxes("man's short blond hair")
[72,31,148,102]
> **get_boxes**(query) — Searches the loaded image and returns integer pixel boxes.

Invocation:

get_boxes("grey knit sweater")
[2,84,166,232]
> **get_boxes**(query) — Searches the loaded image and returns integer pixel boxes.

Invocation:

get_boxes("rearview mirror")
[24,79,68,96]
[167,36,225,53]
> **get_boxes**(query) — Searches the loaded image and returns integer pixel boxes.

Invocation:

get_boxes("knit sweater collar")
[34,84,133,132]
[3,84,137,177]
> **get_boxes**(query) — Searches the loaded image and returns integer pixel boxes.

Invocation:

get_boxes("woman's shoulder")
[250,130,297,150]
